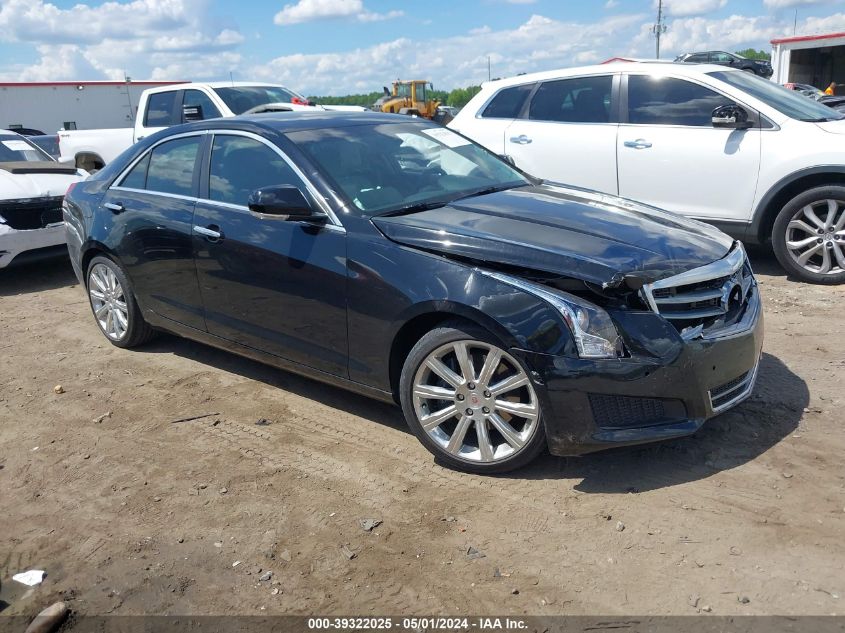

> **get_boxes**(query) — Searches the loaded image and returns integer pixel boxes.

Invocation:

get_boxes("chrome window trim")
[111,186,198,204]
[108,128,344,231]
[205,129,343,229]
[196,196,346,234]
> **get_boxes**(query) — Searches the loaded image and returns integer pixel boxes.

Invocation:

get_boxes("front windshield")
[287,122,530,216]
[0,134,52,162]
[213,86,305,114]
[710,70,844,121]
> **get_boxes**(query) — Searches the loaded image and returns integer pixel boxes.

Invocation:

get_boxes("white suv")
[449,62,845,284]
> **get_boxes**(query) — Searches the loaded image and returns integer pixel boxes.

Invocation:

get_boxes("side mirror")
[499,154,516,166]
[248,185,323,221]
[712,104,752,129]
[183,104,204,122]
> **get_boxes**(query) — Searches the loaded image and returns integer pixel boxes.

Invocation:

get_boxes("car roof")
[477,61,739,90]
[149,81,298,91]
[164,111,420,136]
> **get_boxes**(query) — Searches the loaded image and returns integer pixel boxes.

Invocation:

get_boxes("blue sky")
[1,0,844,94]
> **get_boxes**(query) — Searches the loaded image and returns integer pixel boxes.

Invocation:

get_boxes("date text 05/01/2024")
[306,617,528,630]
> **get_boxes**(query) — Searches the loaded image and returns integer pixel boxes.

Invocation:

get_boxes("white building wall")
[0,82,179,133]
[770,34,845,85]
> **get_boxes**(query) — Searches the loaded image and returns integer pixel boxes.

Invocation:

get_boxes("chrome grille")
[641,243,755,336]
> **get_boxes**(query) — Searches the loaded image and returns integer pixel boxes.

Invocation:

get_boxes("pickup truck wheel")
[399,322,546,474]
[772,186,845,284]
[86,256,156,347]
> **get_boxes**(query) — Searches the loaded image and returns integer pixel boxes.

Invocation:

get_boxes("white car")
[449,62,845,284]
[0,131,86,268]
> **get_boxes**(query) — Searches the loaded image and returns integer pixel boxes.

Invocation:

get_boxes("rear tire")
[772,186,845,284]
[399,321,546,474]
[86,256,156,348]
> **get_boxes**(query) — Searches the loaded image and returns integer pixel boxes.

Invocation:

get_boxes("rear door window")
[145,136,201,197]
[528,75,613,123]
[182,90,222,122]
[144,91,178,127]
[481,84,535,118]
[119,153,151,189]
[627,76,733,126]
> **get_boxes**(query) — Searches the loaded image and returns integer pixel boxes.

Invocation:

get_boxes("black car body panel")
[675,52,772,78]
[64,112,763,457]
[373,184,733,287]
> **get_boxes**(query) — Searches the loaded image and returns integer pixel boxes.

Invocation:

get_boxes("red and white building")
[0,80,183,134]
[771,32,845,87]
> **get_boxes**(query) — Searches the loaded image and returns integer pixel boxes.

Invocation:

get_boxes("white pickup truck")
[58,82,363,171]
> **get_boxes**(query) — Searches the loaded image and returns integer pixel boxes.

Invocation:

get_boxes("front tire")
[772,186,845,284]
[399,322,546,474]
[86,256,156,347]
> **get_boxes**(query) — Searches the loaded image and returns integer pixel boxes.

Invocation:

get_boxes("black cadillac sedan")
[64,112,763,473]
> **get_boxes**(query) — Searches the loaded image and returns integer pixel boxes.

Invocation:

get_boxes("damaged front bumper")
[0,197,67,268]
[0,223,67,268]
[515,283,764,456]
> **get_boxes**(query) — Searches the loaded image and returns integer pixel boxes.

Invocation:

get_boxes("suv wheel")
[399,322,546,474]
[772,186,845,284]
[86,256,156,347]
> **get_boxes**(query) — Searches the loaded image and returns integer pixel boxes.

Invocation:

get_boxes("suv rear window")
[481,84,534,119]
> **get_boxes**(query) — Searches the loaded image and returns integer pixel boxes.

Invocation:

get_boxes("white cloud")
[249,12,649,95]
[634,11,845,55]
[274,0,403,26]
[0,0,243,81]
[763,0,838,8]
[605,0,620,8]
[661,0,728,17]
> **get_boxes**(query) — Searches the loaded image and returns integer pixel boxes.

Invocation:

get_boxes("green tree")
[447,85,482,108]
[735,48,771,61]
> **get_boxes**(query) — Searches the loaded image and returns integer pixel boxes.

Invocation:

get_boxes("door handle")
[623,139,653,149]
[509,134,532,145]
[103,202,125,214]
[194,225,222,242]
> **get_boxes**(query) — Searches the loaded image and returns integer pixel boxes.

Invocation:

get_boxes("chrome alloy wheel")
[88,263,129,341]
[785,199,845,276]
[412,340,540,464]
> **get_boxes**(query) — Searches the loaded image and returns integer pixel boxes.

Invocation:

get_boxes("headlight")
[482,271,622,359]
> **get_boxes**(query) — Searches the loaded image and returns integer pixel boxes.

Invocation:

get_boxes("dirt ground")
[0,248,843,618]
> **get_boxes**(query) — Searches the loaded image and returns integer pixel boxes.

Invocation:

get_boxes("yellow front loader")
[373,80,439,119]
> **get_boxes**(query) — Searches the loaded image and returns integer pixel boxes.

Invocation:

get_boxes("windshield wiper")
[375,199,452,218]
[451,183,526,202]
[375,183,527,218]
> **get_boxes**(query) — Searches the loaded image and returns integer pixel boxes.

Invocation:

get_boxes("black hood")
[372,183,734,287]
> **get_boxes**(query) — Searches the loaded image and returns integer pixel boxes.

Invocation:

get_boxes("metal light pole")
[653,0,668,59]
